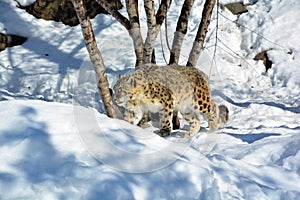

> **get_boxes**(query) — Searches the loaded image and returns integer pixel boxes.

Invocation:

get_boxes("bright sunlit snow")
[0,0,299,199]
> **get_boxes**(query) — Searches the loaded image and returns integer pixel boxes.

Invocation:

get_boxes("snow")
[0,0,300,199]
[15,0,36,7]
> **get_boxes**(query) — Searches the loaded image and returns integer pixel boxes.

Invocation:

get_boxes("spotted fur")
[113,64,228,137]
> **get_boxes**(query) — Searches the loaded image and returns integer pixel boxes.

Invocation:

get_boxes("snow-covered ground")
[0,0,299,199]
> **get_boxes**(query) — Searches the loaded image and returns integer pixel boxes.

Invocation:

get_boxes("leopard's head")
[112,75,137,106]
[218,105,229,125]
[208,103,229,131]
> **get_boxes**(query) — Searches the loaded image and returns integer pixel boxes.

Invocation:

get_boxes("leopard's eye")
[118,88,122,93]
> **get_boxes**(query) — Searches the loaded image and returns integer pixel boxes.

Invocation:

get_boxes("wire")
[217,38,265,76]
[160,27,169,64]
[209,0,219,78]
[218,11,288,51]
[158,0,170,65]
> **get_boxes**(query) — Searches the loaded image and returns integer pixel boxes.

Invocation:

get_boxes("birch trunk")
[71,0,117,118]
[187,0,215,67]
[143,0,172,63]
[169,0,195,64]
[125,0,144,67]
[143,0,157,63]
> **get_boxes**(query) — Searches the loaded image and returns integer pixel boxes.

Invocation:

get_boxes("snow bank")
[1,100,300,199]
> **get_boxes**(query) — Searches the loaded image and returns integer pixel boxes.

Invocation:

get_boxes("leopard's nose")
[112,95,122,104]
[112,95,117,102]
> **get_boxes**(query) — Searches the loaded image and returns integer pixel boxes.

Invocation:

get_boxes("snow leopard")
[113,64,228,137]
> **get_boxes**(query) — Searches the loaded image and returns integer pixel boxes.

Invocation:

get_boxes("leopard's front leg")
[154,106,173,137]
[154,94,174,137]
[124,100,143,125]
[137,112,150,128]
[206,102,219,131]
[181,111,201,138]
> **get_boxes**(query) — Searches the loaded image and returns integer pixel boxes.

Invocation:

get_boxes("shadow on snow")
[224,132,281,144]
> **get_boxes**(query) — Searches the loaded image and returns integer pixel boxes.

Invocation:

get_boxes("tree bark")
[169,0,195,64]
[156,0,172,26]
[125,0,144,67]
[71,0,117,118]
[143,0,157,63]
[187,0,215,67]
[143,0,172,63]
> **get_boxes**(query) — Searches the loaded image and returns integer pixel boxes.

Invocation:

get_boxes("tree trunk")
[125,0,144,67]
[143,0,157,63]
[143,0,172,63]
[71,0,117,118]
[169,0,195,64]
[187,0,215,67]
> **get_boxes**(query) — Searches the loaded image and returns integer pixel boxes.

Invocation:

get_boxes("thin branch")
[96,0,145,67]
[95,0,130,30]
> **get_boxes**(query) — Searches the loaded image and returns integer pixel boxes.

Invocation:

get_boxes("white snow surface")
[15,0,36,7]
[0,0,300,199]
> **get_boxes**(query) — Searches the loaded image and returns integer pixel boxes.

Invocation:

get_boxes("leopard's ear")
[130,77,137,88]
[109,88,113,96]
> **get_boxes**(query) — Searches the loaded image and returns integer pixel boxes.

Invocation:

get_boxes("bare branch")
[96,0,144,67]
[95,0,130,30]
[187,0,216,67]
[71,0,117,118]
